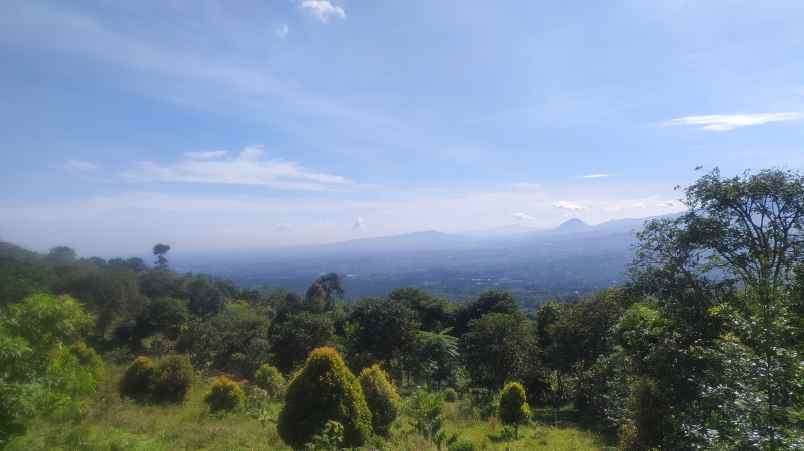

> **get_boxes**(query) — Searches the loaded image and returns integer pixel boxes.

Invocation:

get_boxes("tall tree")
[152,243,171,269]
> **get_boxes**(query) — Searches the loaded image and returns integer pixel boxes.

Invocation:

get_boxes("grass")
[7,367,613,450]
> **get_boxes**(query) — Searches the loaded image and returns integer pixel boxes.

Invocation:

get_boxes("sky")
[1,0,804,256]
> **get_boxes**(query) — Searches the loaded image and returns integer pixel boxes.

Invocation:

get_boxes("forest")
[1,168,802,450]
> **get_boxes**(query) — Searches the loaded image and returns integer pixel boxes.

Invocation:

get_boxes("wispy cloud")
[666,113,803,131]
[184,150,228,160]
[552,200,586,211]
[579,173,612,179]
[300,0,346,23]
[125,145,353,191]
[512,212,537,221]
[65,159,98,171]
[275,24,289,39]
[352,216,366,231]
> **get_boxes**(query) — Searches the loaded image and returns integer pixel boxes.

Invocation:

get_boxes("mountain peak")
[556,218,591,233]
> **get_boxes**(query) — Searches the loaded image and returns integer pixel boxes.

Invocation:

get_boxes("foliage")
[405,389,458,450]
[0,294,100,446]
[269,312,335,373]
[453,290,518,336]
[204,376,244,413]
[152,354,193,403]
[345,298,419,375]
[446,439,477,451]
[133,297,189,342]
[461,313,536,390]
[119,356,158,402]
[304,420,345,451]
[444,387,458,402]
[253,363,285,399]
[407,328,461,390]
[499,382,531,438]
[278,347,372,449]
[358,364,401,436]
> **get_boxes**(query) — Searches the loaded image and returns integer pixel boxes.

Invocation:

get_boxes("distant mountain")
[177,215,663,306]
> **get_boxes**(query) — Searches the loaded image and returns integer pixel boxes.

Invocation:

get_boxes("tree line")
[1,168,802,449]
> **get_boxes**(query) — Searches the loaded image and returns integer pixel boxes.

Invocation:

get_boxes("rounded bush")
[358,364,401,436]
[119,356,157,401]
[444,387,459,402]
[448,440,478,451]
[499,382,531,433]
[278,347,372,449]
[205,376,245,412]
[152,354,193,403]
[253,363,285,399]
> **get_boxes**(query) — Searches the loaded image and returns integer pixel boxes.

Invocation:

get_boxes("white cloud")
[666,113,803,131]
[300,0,346,23]
[552,200,586,211]
[275,24,289,39]
[580,173,612,179]
[184,150,228,160]
[657,200,679,208]
[125,145,353,191]
[65,159,98,171]
[352,217,366,231]
[512,212,537,221]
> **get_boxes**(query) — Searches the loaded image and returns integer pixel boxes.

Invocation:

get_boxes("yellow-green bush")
[444,387,459,402]
[278,347,372,449]
[498,382,531,438]
[152,354,193,403]
[358,364,400,436]
[204,376,244,412]
[253,363,285,399]
[119,356,157,402]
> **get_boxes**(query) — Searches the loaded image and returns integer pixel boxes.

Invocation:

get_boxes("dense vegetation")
[1,168,802,450]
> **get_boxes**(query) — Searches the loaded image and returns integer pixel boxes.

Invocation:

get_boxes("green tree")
[461,312,536,390]
[499,382,531,439]
[358,364,401,436]
[406,389,457,450]
[345,298,419,375]
[253,363,285,399]
[269,312,335,373]
[152,243,171,268]
[133,297,189,341]
[453,290,518,336]
[278,347,372,449]
[204,376,244,412]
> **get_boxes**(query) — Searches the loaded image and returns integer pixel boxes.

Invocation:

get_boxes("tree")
[633,168,804,449]
[47,246,77,265]
[205,376,244,412]
[461,312,536,390]
[304,273,344,312]
[278,347,372,449]
[269,312,335,373]
[499,382,531,439]
[152,243,171,268]
[389,287,453,332]
[358,364,401,436]
[133,297,189,342]
[1,294,100,445]
[406,389,457,450]
[345,298,419,375]
[187,276,225,317]
[254,363,285,399]
[453,290,518,336]
[407,328,460,389]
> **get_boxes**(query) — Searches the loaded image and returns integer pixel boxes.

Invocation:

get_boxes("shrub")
[499,382,531,438]
[204,376,245,413]
[358,364,400,436]
[152,354,193,403]
[448,440,477,451]
[253,363,285,399]
[444,387,459,402]
[278,347,372,449]
[119,356,157,401]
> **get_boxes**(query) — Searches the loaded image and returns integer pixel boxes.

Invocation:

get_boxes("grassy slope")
[8,367,611,451]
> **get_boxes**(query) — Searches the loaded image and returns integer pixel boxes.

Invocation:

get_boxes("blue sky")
[1,0,804,256]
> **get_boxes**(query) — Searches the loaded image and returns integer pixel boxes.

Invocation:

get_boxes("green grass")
[7,368,612,450]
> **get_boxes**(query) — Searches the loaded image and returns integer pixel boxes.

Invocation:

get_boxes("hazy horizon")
[2,1,804,255]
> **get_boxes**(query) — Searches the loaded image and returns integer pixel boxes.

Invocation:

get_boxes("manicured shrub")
[448,440,477,451]
[253,363,285,399]
[278,347,372,449]
[119,356,157,402]
[358,364,401,436]
[152,354,193,403]
[499,382,531,438]
[204,376,245,412]
[444,387,459,402]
